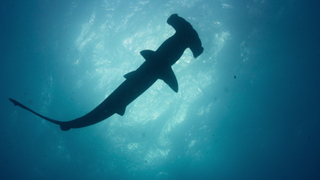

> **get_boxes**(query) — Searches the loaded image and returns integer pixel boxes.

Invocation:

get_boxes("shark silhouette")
[9,14,204,131]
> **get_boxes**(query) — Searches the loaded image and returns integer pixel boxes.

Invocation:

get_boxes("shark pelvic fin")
[60,123,71,131]
[115,106,126,116]
[160,67,179,93]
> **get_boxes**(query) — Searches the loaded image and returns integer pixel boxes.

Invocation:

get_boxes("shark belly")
[65,69,159,129]
[100,71,158,116]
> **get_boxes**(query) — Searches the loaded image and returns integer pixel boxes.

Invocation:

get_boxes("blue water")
[1,0,319,179]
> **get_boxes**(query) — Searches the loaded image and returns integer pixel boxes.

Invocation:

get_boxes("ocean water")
[1,0,319,179]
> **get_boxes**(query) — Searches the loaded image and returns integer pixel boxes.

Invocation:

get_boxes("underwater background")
[1,0,320,179]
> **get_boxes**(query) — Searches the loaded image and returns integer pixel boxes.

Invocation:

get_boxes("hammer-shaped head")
[167,14,204,58]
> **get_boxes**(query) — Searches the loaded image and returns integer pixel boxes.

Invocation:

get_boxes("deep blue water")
[1,0,320,179]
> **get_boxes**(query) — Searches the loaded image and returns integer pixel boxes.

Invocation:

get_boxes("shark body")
[9,14,204,131]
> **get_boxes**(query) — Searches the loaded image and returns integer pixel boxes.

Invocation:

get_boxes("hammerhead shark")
[9,14,204,131]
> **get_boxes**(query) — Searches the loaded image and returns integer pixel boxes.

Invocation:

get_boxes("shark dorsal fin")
[124,71,136,79]
[140,50,156,61]
[160,67,179,93]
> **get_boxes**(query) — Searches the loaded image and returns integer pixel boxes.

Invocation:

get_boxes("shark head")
[167,14,204,58]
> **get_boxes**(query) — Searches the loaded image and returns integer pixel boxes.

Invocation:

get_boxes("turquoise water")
[1,0,319,179]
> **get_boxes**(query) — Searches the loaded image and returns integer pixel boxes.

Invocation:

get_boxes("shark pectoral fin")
[115,106,126,116]
[160,67,179,93]
[124,71,136,79]
[140,50,156,61]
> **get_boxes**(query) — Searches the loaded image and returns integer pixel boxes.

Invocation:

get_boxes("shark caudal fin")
[8,98,71,131]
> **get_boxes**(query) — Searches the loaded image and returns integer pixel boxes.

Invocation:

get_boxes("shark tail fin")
[8,98,71,131]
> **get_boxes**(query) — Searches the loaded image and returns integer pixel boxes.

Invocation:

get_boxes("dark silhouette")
[9,14,204,131]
